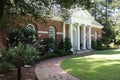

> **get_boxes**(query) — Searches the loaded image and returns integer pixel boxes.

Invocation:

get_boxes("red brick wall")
[85,26,102,41]
[91,27,102,41]
[65,24,69,38]
[35,19,63,41]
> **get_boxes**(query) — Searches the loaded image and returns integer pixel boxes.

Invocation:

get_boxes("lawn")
[61,49,120,80]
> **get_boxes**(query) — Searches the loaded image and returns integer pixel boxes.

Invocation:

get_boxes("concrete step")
[73,49,93,55]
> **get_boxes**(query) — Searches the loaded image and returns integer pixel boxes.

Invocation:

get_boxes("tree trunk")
[0,0,5,22]
[17,67,21,80]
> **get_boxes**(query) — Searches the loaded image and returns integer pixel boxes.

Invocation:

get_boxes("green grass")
[61,49,120,80]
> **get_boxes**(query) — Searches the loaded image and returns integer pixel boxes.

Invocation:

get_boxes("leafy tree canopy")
[0,0,92,28]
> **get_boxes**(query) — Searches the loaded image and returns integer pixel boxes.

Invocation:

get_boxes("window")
[94,32,97,41]
[26,24,35,32]
[49,26,55,39]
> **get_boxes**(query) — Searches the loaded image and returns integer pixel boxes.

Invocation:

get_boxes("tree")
[0,0,93,28]
[1,43,37,80]
[89,0,114,44]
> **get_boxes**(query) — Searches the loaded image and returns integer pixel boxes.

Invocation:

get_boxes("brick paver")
[35,56,79,80]
[35,51,92,80]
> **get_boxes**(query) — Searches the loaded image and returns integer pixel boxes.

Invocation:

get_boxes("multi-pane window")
[49,26,55,39]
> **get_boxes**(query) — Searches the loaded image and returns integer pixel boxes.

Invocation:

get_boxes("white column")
[88,26,91,49]
[77,24,80,50]
[63,22,66,40]
[83,25,86,49]
[69,21,73,51]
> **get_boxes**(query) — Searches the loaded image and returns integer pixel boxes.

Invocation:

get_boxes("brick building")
[0,9,103,51]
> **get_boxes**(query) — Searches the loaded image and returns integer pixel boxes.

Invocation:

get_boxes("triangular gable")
[70,9,103,28]
[71,9,94,21]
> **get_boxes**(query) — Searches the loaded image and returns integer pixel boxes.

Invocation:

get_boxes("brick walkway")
[35,52,92,80]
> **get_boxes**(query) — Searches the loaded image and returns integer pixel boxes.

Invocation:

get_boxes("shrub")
[101,37,111,44]
[25,45,38,65]
[41,38,55,53]
[1,43,38,80]
[6,27,37,47]
[63,37,72,52]
[92,40,108,50]
[58,39,64,50]
[0,62,14,74]
[57,49,66,57]
[116,40,120,45]
[44,52,53,59]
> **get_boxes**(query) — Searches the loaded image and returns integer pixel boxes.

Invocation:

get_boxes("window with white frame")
[48,26,55,39]
[26,24,35,32]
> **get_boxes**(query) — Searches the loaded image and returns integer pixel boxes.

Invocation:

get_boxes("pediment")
[71,10,94,21]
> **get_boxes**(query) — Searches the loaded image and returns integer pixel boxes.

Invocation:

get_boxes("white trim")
[57,32,63,35]
[26,24,35,31]
[37,31,63,35]
[49,17,63,21]
[92,25,104,28]
[77,24,80,50]
[98,35,101,37]
[38,31,48,34]
[63,22,66,39]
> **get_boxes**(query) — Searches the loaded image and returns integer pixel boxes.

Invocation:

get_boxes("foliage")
[116,40,120,45]
[63,37,72,52]
[6,27,37,47]
[1,43,37,67]
[35,37,72,60]
[92,40,109,50]
[1,43,38,80]
[25,45,38,65]
[40,38,55,53]
[101,37,111,44]
[2,43,27,67]
[0,62,14,74]
[0,0,93,29]
[89,0,120,44]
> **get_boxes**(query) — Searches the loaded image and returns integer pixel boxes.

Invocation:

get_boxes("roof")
[48,8,104,28]
[91,20,104,28]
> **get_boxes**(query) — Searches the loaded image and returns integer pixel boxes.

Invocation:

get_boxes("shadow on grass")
[93,49,120,55]
[61,50,120,80]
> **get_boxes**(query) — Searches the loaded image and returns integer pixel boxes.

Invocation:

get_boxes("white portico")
[63,9,93,51]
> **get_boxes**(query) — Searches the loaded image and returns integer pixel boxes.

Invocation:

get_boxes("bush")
[63,37,72,52]
[57,49,66,57]
[0,62,14,74]
[1,43,38,67]
[40,38,55,53]
[116,40,120,45]
[44,52,53,59]
[101,37,111,44]
[25,45,38,65]
[92,40,108,50]
[6,27,37,47]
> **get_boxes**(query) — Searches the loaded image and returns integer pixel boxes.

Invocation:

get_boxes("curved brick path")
[35,52,92,80]
[35,56,79,80]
